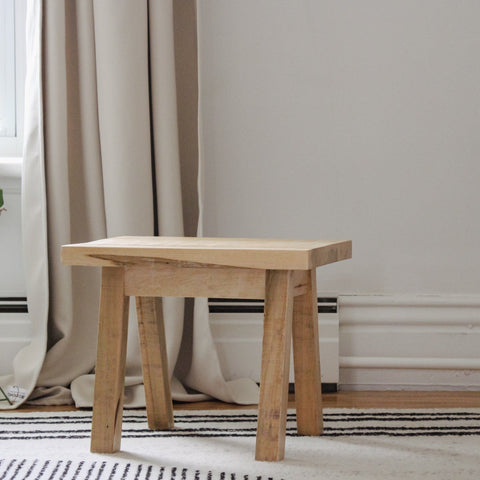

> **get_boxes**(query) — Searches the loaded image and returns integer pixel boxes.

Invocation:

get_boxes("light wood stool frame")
[62,236,352,461]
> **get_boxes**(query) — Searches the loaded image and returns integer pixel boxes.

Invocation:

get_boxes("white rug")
[1,408,479,480]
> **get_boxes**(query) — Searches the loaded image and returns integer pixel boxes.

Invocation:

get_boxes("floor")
[12,391,480,413]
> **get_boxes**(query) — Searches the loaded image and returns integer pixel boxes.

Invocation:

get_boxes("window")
[0,0,26,157]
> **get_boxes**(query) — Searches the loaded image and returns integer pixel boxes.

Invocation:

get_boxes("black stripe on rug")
[2,411,479,422]
[0,459,284,480]
[3,422,480,433]
[3,429,480,440]
[1,413,479,426]
[1,411,479,442]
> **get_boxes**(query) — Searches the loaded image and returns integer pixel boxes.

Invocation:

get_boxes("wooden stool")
[62,236,352,461]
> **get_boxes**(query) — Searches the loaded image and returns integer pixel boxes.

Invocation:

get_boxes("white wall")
[198,1,480,389]
[0,158,29,375]
[198,0,480,296]
[0,159,25,296]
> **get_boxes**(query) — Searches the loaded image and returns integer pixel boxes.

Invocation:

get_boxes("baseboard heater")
[209,297,338,394]
[209,297,337,314]
[0,297,28,313]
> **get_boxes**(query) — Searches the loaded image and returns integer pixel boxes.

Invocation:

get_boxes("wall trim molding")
[339,294,480,326]
[340,294,480,307]
[340,356,480,370]
[338,294,480,390]
[0,157,22,178]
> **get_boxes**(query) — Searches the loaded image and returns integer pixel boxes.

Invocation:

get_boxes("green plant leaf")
[0,189,4,208]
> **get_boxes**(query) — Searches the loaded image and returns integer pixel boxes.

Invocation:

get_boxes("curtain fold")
[0,0,258,409]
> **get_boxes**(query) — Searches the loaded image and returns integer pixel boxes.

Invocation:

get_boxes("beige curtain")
[0,0,258,408]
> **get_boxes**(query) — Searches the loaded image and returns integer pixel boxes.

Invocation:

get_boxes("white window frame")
[0,0,26,158]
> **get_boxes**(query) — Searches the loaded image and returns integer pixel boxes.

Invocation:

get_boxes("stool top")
[62,236,352,270]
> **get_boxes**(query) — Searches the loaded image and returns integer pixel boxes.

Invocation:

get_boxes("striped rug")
[1,409,479,480]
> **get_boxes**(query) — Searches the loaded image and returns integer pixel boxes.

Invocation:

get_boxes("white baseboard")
[3,294,479,390]
[339,295,480,390]
[210,299,339,383]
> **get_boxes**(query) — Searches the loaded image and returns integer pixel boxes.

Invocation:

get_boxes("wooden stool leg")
[91,267,129,453]
[292,269,323,435]
[256,270,294,462]
[136,296,174,429]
